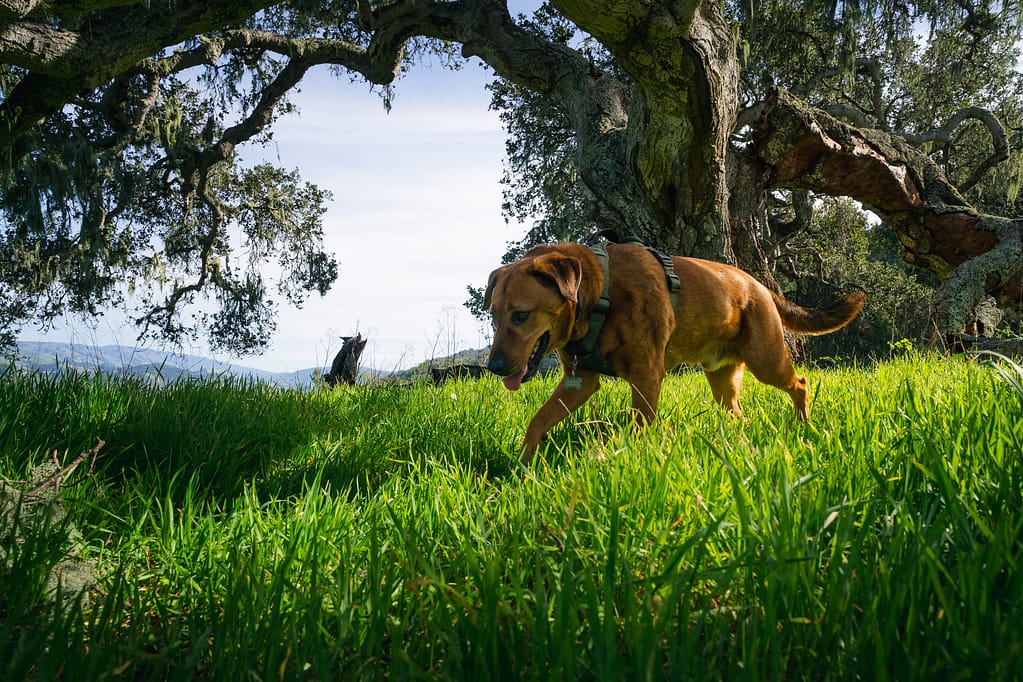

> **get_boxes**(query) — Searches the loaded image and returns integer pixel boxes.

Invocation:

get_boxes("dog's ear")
[482,267,503,310]
[531,253,582,303]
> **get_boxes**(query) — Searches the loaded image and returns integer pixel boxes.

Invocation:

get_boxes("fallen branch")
[952,335,1023,358]
[2,439,105,506]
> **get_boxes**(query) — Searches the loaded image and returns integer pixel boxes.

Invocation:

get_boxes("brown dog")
[484,242,866,462]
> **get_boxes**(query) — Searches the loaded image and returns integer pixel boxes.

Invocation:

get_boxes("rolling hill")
[11,341,322,388]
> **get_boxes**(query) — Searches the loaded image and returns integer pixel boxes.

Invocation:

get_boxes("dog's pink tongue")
[503,366,528,391]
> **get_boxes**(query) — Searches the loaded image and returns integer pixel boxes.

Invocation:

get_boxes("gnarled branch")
[903,106,1010,191]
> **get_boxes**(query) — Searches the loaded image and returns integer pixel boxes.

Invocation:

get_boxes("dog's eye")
[511,311,530,325]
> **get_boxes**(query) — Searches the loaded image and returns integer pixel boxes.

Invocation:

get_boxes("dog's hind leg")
[742,345,810,421]
[704,363,746,417]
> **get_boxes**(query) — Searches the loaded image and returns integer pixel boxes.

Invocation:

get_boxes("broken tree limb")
[753,87,1023,338]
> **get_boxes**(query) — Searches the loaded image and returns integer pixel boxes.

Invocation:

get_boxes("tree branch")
[794,57,886,129]
[0,19,83,73]
[790,54,1010,194]
[182,53,317,182]
[1,0,139,19]
[141,29,377,82]
[0,0,273,159]
[902,106,1010,191]
[356,0,649,236]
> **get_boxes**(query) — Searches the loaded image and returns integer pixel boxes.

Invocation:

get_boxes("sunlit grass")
[1,353,1021,679]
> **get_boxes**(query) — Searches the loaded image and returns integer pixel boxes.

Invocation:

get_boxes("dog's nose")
[487,357,507,376]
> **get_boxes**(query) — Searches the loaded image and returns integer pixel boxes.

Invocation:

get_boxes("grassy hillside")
[1,354,1021,680]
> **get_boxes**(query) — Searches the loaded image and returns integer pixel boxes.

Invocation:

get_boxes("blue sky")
[19,59,519,373]
[239,62,517,371]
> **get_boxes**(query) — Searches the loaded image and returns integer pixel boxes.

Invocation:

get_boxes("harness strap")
[564,231,681,377]
[564,242,615,376]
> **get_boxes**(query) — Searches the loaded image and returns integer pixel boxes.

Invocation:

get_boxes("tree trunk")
[552,0,741,262]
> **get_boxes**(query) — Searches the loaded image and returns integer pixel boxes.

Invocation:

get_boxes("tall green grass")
[1,354,1021,680]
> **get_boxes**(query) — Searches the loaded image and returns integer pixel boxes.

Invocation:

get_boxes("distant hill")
[9,341,505,387]
[10,341,323,388]
[399,347,490,379]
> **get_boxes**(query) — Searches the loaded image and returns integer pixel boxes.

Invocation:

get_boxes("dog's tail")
[772,291,867,336]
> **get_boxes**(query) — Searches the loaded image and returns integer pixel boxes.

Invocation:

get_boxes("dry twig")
[2,439,105,505]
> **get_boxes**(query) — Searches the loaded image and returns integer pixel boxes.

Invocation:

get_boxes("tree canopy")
[2,0,1021,353]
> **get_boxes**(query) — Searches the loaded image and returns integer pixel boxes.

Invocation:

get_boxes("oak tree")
[2,0,1021,352]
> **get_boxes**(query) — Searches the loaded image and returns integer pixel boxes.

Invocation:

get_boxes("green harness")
[563,231,681,377]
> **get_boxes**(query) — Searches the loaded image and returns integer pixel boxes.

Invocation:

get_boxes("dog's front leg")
[629,377,663,427]
[521,372,600,464]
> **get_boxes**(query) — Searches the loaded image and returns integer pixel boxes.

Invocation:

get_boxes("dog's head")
[484,250,581,391]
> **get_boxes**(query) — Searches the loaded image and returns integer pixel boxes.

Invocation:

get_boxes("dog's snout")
[487,357,508,376]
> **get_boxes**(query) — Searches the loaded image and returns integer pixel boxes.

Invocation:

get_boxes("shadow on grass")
[3,368,643,509]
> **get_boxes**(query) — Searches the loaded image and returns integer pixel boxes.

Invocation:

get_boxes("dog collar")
[564,232,681,378]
